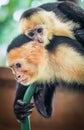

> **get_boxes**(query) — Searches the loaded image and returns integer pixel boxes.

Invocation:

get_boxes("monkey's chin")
[20,79,34,86]
[20,80,30,86]
[17,77,37,86]
[16,78,30,86]
[20,82,30,86]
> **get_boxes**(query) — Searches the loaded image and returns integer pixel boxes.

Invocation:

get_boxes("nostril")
[18,75,21,78]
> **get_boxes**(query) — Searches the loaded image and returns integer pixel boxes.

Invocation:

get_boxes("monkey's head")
[7,34,46,85]
[20,8,58,45]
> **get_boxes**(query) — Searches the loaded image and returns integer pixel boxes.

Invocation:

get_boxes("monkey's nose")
[15,74,21,80]
[17,75,21,79]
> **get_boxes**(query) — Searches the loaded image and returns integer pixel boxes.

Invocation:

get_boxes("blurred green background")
[0,0,84,66]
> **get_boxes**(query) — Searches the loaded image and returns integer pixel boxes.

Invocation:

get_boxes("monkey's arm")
[13,84,34,122]
[39,1,84,26]
[56,1,84,27]
[40,1,84,46]
[33,83,56,118]
[57,1,84,46]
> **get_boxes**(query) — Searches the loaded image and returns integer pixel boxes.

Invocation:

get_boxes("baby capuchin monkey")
[20,1,84,47]
[7,34,84,122]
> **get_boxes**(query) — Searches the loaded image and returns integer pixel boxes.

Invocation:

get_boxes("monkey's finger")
[15,102,34,109]
[17,100,34,108]
[17,99,28,106]
[15,108,32,115]
[14,104,34,114]
[24,103,35,109]
[16,111,32,123]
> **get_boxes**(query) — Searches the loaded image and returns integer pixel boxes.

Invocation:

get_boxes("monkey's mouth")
[38,38,44,43]
[34,37,44,43]
[17,78,28,83]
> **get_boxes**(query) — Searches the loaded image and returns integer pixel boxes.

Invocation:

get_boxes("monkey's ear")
[33,83,56,118]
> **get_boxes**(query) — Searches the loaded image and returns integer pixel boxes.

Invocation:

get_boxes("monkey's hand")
[14,100,34,123]
[74,28,84,47]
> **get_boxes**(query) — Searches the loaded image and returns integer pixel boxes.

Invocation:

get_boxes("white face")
[7,41,46,85]
[25,25,45,43]
[7,58,38,86]
[20,16,49,45]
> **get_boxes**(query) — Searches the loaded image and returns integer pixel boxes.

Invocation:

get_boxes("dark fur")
[39,1,84,25]
[40,1,84,46]
[46,36,84,54]
[57,1,84,27]
[7,34,31,52]
[20,8,43,20]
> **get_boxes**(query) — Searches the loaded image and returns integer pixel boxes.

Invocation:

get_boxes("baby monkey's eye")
[16,63,22,68]
[28,31,35,37]
[37,28,43,33]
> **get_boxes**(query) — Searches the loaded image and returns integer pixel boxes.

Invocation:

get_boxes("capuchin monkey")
[20,1,84,47]
[7,34,84,122]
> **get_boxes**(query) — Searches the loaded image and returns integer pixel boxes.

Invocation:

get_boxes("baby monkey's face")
[20,18,48,44]
[7,41,45,85]
[20,10,52,45]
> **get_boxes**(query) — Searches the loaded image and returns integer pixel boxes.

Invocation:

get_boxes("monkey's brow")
[28,25,43,32]
[28,28,36,32]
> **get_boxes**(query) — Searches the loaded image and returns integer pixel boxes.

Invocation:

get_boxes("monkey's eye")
[37,28,43,33]
[28,32,35,37]
[16,63,21,68]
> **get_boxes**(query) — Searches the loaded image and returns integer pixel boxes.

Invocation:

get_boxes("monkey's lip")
[38,39,44,43]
